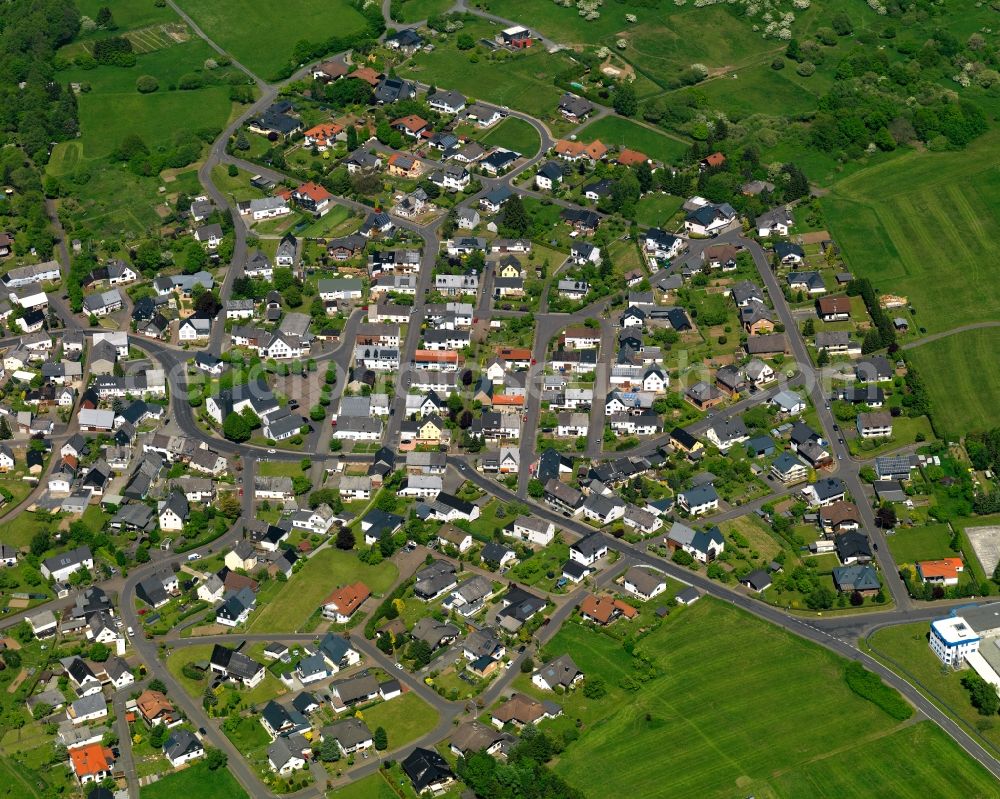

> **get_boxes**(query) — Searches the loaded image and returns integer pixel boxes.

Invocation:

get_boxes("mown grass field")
[822,128,1000,337]
[695,61,823,118]
[330,772,400,799]
[140,760,250,799]
[245,547,398,632]
[634,192,683,228]
[887,524,959,565]
[175,0,368,79]
[395,0,453,22]
[577,115,688,164]
[545,599,1000,798]
[76,85,232,158]
[355,692,439,748]
[480,117,540,156]
[907,327,1000,438]
[399,24,576,118]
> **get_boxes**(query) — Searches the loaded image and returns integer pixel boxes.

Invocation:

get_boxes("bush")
[771,58,785,70]
[136,75,158,93]
[178,73,204,90]
[843,662,913,720]
[796,61,816,77]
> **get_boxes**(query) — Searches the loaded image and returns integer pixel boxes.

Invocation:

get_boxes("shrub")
[796,61,816,77]
[178,73,204,90]
[771,58,785,70]
[136,75,158,93]
[844,662,913,720]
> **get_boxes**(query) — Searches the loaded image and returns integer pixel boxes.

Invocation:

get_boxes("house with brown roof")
[616,148,649,166]
[579,594,638,626]
[136,689,175,726]
[322,582,371,624]
[700,151,726,170]
[819,501,862,536]
[490,693,561,729]
[816,296,852,321]
[349,66,382,86]
[553,139,607,162]
[392,114,429,138]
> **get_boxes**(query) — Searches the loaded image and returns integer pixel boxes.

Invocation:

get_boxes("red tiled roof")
[392,114,428,133]
[349,67,381,86]
[295,181,332,203]
[917,558,964,580]
[69,744,114,778]
[323,581,370,615]
[617,148,649,166]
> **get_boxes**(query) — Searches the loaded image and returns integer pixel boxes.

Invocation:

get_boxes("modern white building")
[929,616,981,667]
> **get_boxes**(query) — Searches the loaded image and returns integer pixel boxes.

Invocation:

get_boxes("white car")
[126,626,134,637]
[187,553,201,561]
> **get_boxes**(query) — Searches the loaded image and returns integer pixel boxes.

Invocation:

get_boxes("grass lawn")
[576,116,689,164]
[399,26,576,119]
[395,0,453,21]
[75,86,233,159]
[479,117,540,157]
[327,771,399,799]
[75,0,178,33]
[696,61,822,119]
[354,692,438,749]
[257,460,308,478]
[2,512,50,549]
[633,193,684,228]
[887,524,958,565]
[140,760,250,799]
[176,0,369,79]
[907,327,1000,439]
[823,127,1000,338]
[245,548,398,633]
[543,599,1000,798]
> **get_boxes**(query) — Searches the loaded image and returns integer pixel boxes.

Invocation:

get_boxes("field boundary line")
[901,321,1000,350]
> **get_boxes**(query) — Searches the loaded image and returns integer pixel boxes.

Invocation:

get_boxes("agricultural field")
[140,760,250,799]
[537,599,1000,798]
[576,116,689,165]
[175,0,369,79]
[479,117,540,157]
[245,548,399,633]
[907,327,1000,440]
[823,129,1000,338]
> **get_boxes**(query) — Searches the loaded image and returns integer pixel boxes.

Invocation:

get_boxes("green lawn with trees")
[541,599,999,798]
